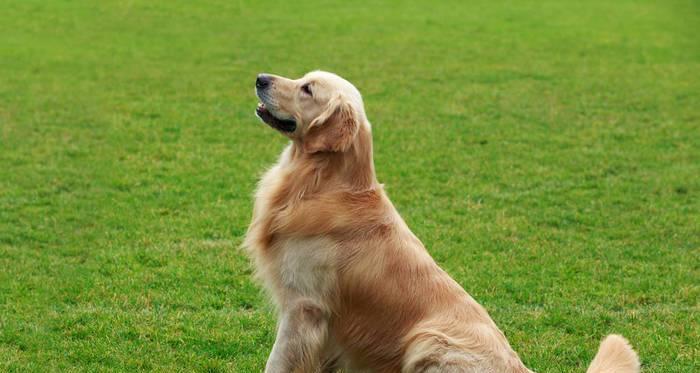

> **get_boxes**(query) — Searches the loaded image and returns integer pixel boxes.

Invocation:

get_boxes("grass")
[0,0,698,371]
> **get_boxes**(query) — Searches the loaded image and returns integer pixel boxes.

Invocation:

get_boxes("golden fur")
[244,71,640,373]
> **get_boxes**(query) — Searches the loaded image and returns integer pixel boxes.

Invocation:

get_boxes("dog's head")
[255,71,366,153]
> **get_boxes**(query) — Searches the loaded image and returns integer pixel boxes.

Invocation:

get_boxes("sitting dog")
[244,71,640,373]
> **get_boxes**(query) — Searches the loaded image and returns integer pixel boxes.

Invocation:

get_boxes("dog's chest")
[273,237,337,302]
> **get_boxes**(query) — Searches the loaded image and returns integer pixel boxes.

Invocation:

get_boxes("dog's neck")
[289,121,378,193]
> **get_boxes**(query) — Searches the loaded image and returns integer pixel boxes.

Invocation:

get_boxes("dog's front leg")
[265,298,329,373]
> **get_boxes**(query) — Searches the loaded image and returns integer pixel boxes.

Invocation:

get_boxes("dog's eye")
[301,83,312,96]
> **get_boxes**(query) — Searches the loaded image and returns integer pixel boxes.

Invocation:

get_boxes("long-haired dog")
[244,71,640,373]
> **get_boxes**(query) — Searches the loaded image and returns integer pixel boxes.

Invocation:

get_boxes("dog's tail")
[585,334,640,373]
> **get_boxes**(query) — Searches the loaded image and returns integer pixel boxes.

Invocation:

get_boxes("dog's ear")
[303,96,359,153]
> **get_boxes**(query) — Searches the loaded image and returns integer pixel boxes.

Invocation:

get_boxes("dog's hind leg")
[265,298,329,373]
[402,327,532,373]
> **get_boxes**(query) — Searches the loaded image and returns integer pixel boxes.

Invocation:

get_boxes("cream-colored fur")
[245,71,640,373]
[586,335,641,373]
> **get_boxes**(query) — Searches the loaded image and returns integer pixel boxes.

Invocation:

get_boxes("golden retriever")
[244,71,640,373]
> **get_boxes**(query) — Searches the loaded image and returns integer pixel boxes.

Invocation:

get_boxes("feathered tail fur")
[586,334,640,373]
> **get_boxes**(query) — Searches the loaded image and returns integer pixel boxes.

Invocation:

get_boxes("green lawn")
[1,0,698,371]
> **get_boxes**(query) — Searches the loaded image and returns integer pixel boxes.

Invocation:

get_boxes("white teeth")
[257,102,265,109]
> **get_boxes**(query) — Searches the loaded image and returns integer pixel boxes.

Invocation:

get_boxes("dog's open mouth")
[256,103,296,133]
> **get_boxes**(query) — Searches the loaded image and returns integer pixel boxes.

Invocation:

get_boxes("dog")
[244,71,640,373]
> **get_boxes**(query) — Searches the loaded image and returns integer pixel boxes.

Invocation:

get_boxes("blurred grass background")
[0,0,698,371]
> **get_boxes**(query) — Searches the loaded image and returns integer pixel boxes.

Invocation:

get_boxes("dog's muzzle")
[255,102,296,133]
[254,74,297,133]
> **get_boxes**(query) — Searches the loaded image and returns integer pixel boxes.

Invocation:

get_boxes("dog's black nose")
[256,74,271,89]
